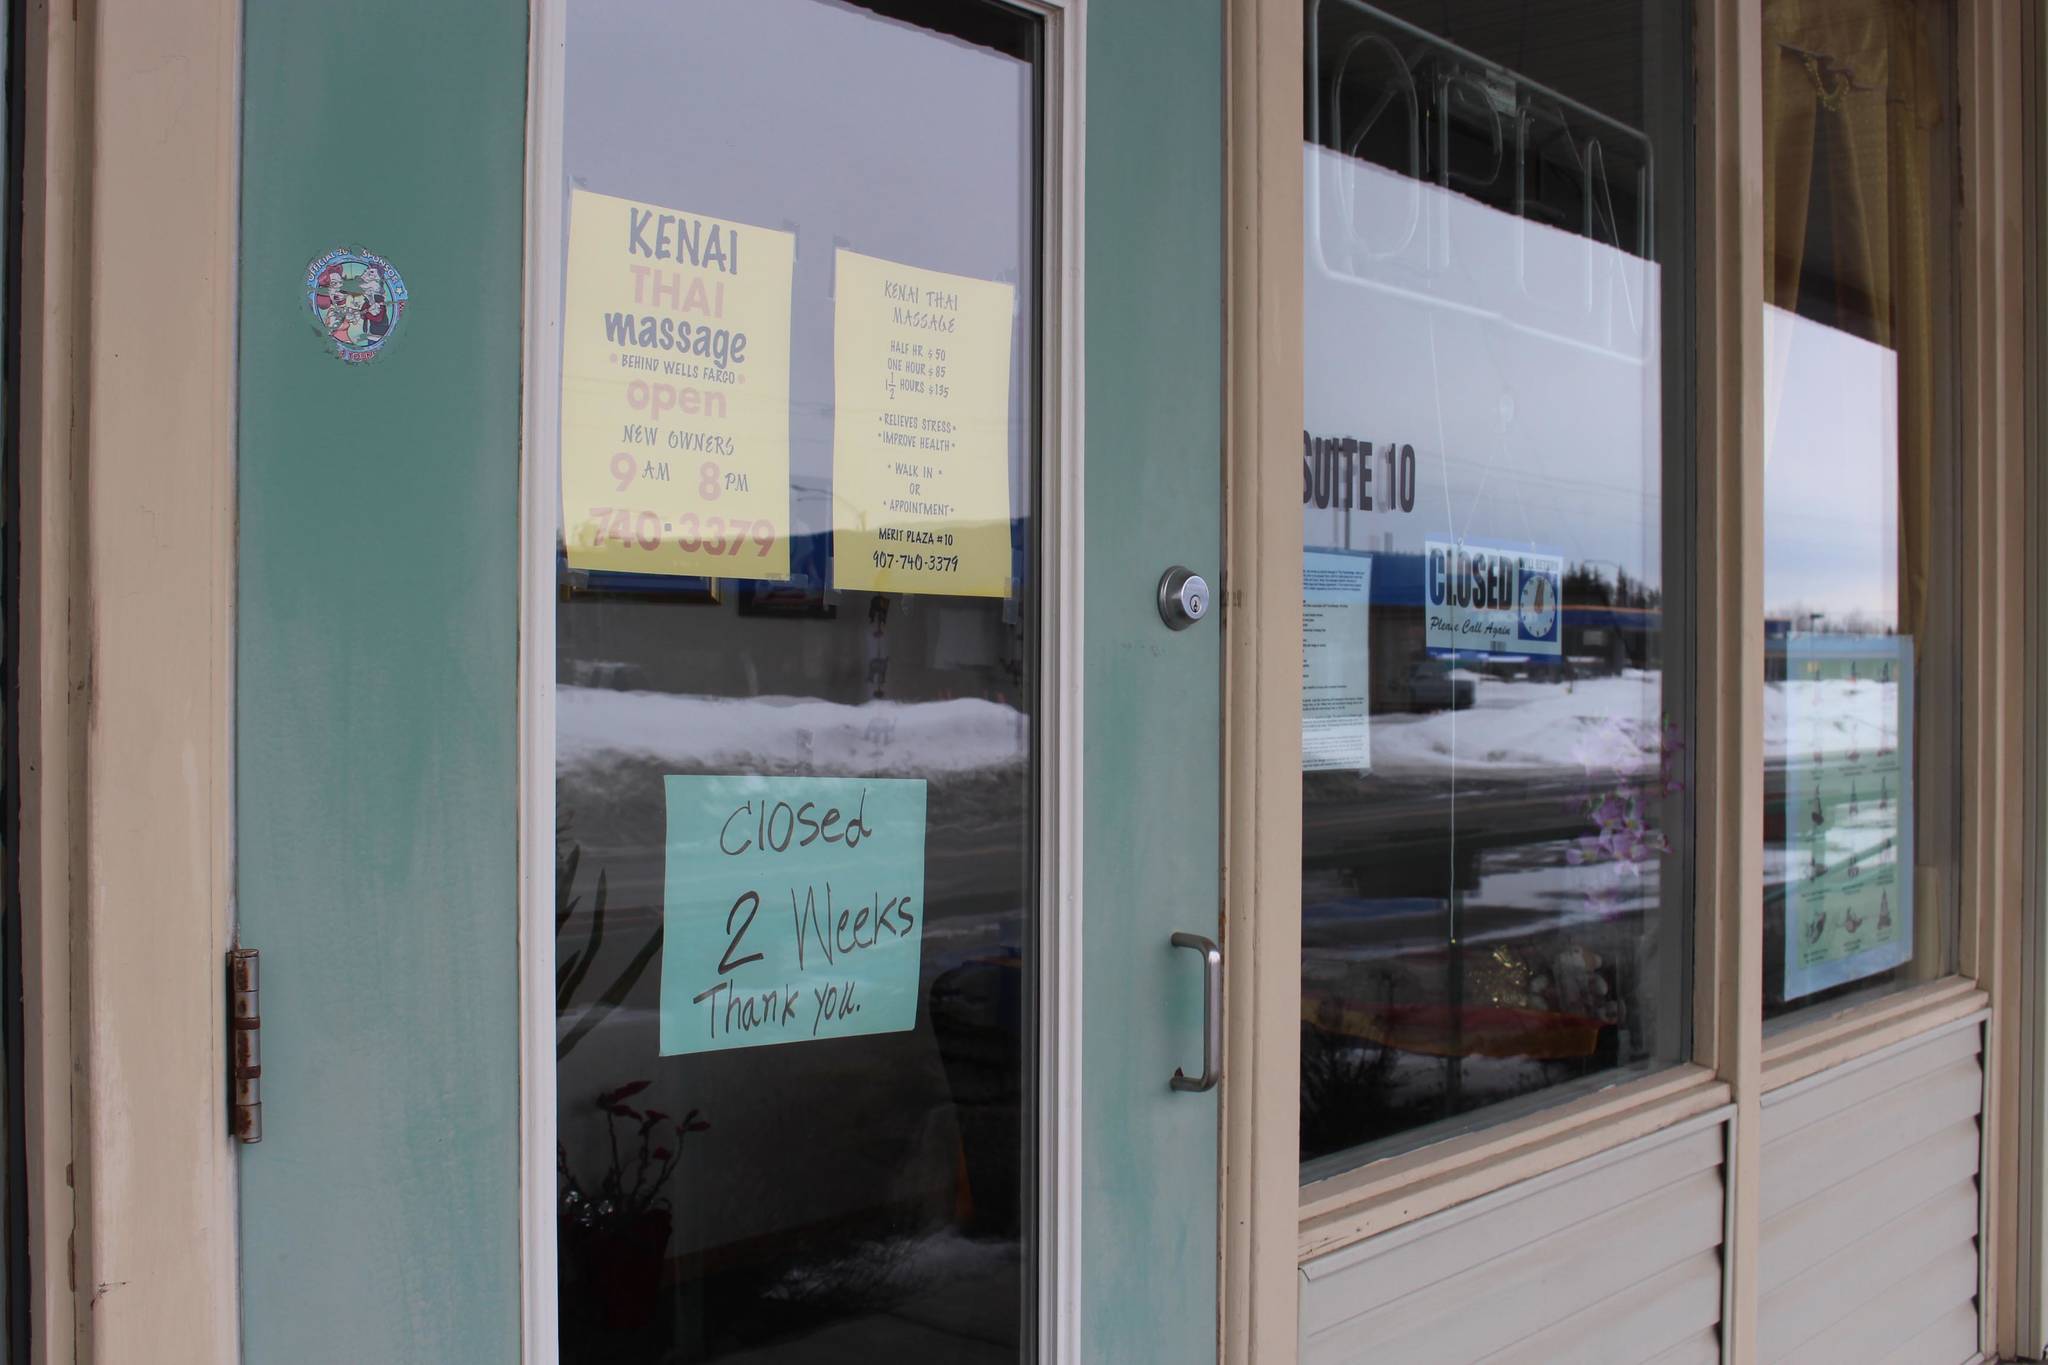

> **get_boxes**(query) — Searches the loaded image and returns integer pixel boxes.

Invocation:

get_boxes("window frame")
[1225,0,2034,1361]
[12,0,242,1358]
[2021,7,2048,1357]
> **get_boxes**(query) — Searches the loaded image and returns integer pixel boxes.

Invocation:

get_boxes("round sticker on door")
[306,248,408,361]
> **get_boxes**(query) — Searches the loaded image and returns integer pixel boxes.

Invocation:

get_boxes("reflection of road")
[1302,671,1678,1113]
[1304,772,1600,870]
[1302,675,1674,1087]
[711,1230,1019,1362]
[1304,865,1658,963]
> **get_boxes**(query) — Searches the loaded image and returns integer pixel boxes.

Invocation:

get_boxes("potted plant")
[558,1080,709,1344]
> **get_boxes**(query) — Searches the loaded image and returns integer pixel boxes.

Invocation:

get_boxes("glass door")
[236,0,1226,1361]
[545,3,1054,1357]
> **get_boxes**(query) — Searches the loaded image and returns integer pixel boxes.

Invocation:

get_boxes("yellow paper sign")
[832,249,1015,598]
[562,190,795,579]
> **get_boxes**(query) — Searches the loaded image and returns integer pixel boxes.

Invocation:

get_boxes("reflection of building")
[1342,550,1662,706]
[559,528,1030,705]
[1764,616,1793,681]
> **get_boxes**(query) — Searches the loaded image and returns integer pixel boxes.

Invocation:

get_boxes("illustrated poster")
[1782,635,1914,999]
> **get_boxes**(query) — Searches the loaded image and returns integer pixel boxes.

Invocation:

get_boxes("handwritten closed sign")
[659,774,928,1055]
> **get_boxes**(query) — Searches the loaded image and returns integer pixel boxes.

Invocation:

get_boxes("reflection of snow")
[1372,672,1664,775]
[761,1227,1018,1306]
[1304,839,1665,969]
[558,685,1028,776]
[1458,848,1661,924]
[1363,672,1898,777]
[1766,678,1897,760]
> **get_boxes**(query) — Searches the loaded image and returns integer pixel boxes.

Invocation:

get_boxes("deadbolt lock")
[1157,566,1210,630]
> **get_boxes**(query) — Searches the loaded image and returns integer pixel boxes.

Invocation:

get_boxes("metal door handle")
[1169,931,1223,1093]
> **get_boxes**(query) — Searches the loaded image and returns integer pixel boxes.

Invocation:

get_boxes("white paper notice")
[1761,302,1900,622]
[1304,550,1373,772]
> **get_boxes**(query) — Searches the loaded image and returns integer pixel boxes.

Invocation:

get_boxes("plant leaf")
[555,946,585,1001]
[558,921,663,1061]
[558,869,609,1007]
[555,843,583,936]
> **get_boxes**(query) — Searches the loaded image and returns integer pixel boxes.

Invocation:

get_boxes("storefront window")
[1301,0,1695,1175]
[1760,0,1959,1024]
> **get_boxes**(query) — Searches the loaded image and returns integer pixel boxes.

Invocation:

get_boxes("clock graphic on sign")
[1517,569,1557,643]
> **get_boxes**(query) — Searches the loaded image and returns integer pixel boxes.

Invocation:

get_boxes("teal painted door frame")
[1080,0,1226,1359]
[236,1,1225,1360]
[235,2,528,1360]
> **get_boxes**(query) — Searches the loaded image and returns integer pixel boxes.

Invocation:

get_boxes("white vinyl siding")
[1299,1108,1732,1364]
[1757,1016,1985,1365]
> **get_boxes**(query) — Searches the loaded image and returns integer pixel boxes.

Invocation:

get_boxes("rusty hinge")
[229,947,262,1143]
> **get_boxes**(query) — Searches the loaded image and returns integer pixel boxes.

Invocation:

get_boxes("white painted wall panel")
[1300,1111,1731,1365]
[1758,1018,1985,1365]
[1876,1301,1982,1365]
[1643,1328,1722,1365]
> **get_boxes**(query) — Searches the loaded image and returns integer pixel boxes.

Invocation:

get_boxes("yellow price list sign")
[831,248,1016,599]
[561,189,795,579]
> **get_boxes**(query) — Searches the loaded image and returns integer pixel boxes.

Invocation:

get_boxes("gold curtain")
[1762,0,1942,639]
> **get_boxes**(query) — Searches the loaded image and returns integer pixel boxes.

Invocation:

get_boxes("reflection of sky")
[1303,147,1662,584]
[1762,304,1899,626]
[565,0,1034,542]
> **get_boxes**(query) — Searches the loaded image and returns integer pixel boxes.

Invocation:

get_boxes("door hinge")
[229,947,262,1143]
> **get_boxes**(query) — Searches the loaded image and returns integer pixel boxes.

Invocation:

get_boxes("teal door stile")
[235,2,530,1360]
[237,0,1226,1358]
[1082,0,1226,1357]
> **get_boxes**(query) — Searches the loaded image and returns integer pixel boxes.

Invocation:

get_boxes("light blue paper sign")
[1782,635,1914,1000]
[660,774,928,1055]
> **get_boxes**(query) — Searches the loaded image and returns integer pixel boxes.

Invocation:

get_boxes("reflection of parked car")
[1403,657,1475,712]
